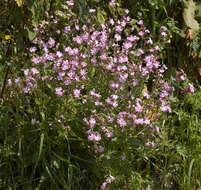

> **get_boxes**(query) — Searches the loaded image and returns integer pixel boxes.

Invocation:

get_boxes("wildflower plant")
[3,0,195,189]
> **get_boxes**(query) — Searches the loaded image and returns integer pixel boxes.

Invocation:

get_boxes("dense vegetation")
[0,0,201,189]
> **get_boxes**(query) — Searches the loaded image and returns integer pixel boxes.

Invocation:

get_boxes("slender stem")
[0,42,11,100]
[152,6,156,37]
[0,66,10,99]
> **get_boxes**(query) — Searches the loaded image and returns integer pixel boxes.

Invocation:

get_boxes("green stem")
[152,6,156,37]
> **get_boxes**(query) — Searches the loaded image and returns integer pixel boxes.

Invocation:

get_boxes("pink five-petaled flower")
[55,87,64,97]
[88,132,101,142]
[117,117,126,127]
[73,89,80,98]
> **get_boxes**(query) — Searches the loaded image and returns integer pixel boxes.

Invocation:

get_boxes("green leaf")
[52,152,74,166]
[188,159,195,188]
[130,138,143,148]
[44,161,59,188]
[97,8,105,23]
[31,133,44,178]
[27,28,36,41]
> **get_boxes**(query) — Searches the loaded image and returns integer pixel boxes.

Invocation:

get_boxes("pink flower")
[180,75,186,80]
[112,101,118,108]
[119,56,128,63]
[24,69,29,76]
[73,36,82,44]
[106,175,115,183]
[135,103,143,112]
[23,87,30,94]
[15,77,21,84]
[117,118,126,127]
[30,47,37,53]
[137,49,144,56]
[106,98,112,105]
[146,37,153,44]
[121,155,126,160]
[88,134,94,141]
[115,25,123,32]
[89,9,96,13]
[31,68,39,75]
[88,132,101,141]
[109,0,116,6]
[31,119,36,125]
[145,141,155,147]
[89,118,96,128]
[94,132,101,141]
[138,31,145,36]
[55,87,64,97]
[111,94,118,100]
[155,45,160,51]
[125,9,129,14]
[137,20,143,25]
[97,146,104,153]
[110,82,119,89]
[144,92,150,99]
[106,131,113,138]
[7,79,12,86]
[48,37,55,47]
[123,42,132,49]
[161,105,172,113]
[64,26,71,33]
[56,51,63,58]
[101,182,107,190]
[189,83,194,93]
[135,118,144,125]
[160,91,168,98]
[127,35,139,42]
[114,34,121,41]
[66,1,74,6]
[73,89,80,98]
[155,126,159,133]
[161,32,167,37]
[109,18,114,25]
[144,119,150,125]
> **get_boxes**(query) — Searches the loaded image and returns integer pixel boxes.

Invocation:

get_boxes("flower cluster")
[8,0,194,188]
